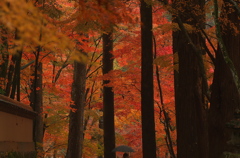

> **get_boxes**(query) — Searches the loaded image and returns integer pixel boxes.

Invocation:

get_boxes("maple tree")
[1,0,240,157]
[0,0,175,157]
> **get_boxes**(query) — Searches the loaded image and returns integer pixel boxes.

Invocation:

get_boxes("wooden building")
[0,94,36,156]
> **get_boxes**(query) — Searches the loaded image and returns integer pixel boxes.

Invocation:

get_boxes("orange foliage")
[0,0,185,157]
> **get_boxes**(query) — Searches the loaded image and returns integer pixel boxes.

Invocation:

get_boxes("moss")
[223,152,240,158]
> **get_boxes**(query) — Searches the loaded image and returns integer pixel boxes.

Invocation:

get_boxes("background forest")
[0,0,240,157]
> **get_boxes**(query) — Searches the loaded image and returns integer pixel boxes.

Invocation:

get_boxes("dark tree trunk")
[30,59,44,157]
[66,61,86,158]
[5,55,16,96]
[5,30,22,99]
[173,0,208,157]
[208,1,240,157]
[0,27,9,95]
[140,0,157,157]
[102,32,116,158]
[10,49,22,101]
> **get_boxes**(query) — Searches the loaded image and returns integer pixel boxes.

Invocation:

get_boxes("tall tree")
[102,31,116,158]
[140,0,157,157]
[0,27,8,95]
[66,60,86,158]
[29,0,45,156]
[29,54,44,157]
[10,50,22,100]
[172,0,208,157]
[4,30,22,100]
[208,0,240,157]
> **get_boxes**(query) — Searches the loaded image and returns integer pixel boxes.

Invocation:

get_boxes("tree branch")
[176,16,210,101]
[214,0,240,94]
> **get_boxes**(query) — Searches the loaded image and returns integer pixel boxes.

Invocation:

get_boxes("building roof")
[0,95,36,119]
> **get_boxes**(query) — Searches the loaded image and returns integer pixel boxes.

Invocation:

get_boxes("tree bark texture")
[30,61,44,157]
[5,30,22,99]
[10,49,22,101]
[208,1,240,157]
[66,61,86,158]
[102,32,116,158]
[173,0,208,157]
[0,27,8,95]
[140,0,157,157]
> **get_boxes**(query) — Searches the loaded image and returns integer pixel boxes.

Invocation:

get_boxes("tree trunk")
[10,49,22,101]
[173,0,208,157]
[5,30,22,99]
[208,1,240,157]
[140,0,157,157]
[102,31,116,158]
[66,61,86,158]
[5,54,16,96]
[0,27,8,95]
[30,59,44,157]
